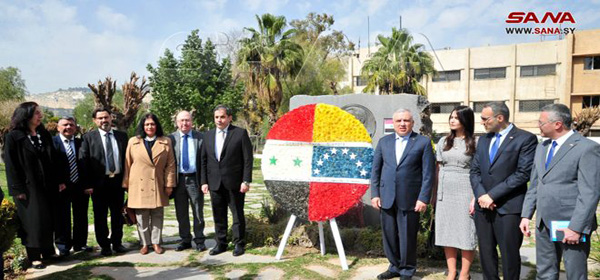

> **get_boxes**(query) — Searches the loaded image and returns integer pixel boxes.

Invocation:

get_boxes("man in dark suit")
[370,108,435,280]
[79,108,128,256]
[470,101,537,280]
[52,117,92,256]
[520,104,600,279]
[201,105,253,257]
[169,110,207,252]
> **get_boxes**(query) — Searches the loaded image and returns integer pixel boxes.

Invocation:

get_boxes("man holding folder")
[520,103,600,279]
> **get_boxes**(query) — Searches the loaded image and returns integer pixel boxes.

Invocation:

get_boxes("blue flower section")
[311,146,374,179]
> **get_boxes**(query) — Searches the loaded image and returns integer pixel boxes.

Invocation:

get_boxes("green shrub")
[0,199,18,253]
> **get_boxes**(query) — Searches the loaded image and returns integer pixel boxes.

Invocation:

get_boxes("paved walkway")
[20,182,579,279]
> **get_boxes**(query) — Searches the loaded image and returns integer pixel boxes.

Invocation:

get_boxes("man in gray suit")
[520,103,600,279]
[169,111,206,252]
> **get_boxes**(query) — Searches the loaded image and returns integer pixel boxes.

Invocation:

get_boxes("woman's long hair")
[443,105,476,156]
[135,113,164,138]
[9,101,45,132]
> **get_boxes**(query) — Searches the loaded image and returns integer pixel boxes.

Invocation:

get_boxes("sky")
[1,0,599,94]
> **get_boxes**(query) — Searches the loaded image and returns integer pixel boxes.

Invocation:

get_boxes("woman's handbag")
[122,200,137,226]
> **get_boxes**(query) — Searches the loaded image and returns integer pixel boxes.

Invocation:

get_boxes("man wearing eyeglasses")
[52,117,92,256]
[520,104,600,279]
[470,101,537,280]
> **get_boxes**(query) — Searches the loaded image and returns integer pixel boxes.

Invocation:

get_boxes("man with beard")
[79,108,128,256]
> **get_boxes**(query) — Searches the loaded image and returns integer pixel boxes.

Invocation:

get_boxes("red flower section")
[266,104,316,142]
[307,182,369,222]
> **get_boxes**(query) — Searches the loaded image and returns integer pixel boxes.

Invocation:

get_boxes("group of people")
[3,102,253,269]
[4,99,600,279]
[371,101,600,280]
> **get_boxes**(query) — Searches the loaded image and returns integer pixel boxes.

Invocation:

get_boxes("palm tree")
[361,28,435,95]
[237,13,304,128]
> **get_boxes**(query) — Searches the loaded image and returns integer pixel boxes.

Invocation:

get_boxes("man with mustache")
[79,108,129,256]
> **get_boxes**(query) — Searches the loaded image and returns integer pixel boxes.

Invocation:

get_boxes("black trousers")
[54,182,90,251]
[210,185,245,247]
[474,210,523,280]
[91,176,124,249]
[380,203,420,277]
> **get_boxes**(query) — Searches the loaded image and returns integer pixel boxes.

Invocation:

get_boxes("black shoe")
[113,245,128,253]
[74,245,93,252]
[208,246,227,256]
[58,249,70,257]
[377,271,400,280]
[100,247,113,256]
[400,276,412,280]
[232,244,245,257]
[196,243,207,252]
[176,243,192,251]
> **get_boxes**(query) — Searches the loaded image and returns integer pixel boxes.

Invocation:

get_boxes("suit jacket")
[52,135,83,189]
[200,125,253,191]
[168,130,203,184]
[122,136,176,208]
[370,131,435,211]
[470,125,537,214]
[522,132,600,235]
[79,129,128,190]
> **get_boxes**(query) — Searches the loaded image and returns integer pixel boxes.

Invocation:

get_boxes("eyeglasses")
[538,120,557,127]
[481,115,499,122]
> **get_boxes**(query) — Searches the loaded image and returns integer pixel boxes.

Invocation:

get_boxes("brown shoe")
[140,245,149,255]
[152,244,164,254]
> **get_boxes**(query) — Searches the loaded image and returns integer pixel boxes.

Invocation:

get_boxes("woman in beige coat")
[123,113,176,255]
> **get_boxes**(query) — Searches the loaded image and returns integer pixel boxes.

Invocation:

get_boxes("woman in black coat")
[3,102,66,269]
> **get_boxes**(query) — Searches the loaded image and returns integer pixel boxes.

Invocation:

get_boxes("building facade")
[343,29,600,135]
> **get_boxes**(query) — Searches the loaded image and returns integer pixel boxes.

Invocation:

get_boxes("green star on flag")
[293,157,302,167]
[270,156,278,165]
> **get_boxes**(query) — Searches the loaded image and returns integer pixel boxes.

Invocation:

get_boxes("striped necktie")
[65,139,79,183]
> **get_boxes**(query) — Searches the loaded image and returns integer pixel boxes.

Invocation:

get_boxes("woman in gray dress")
[434,105,477,280]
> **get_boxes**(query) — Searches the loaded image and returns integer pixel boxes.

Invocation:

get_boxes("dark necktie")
[545,140,558,169]
[105,132,116,173]
[65,139,79,183]
[182,134,189,171]
[489,133,501,163]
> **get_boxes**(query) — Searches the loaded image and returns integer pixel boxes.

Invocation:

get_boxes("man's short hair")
[92,108,112,119]
[484,101,510,121]
[214,105,232,116]
[58,116,77,124]
[542,103,572,128]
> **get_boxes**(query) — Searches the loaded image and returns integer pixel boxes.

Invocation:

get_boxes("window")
[586,130,600,137]
[520,64,556,77]
[472,101,492,113]
[432,70,461,82]
[519,100,554,112]
[474,67,506,80]
[584,56,600,70]
[354,76,368,86]
[582,95,600,108]
[431,102,461,114]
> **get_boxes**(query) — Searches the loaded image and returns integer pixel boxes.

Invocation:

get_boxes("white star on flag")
[331,148,337,154]
[313,169,320,175]
[360,169,367,176]
[317,159,324,166]
[323,153,330,160]
[356,160,362,167]
[342,148,349,155]
[350,153,357,160]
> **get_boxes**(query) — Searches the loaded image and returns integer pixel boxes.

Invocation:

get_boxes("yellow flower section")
[313,103,372,143]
